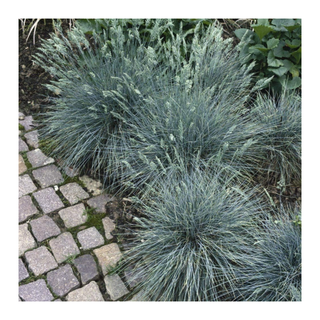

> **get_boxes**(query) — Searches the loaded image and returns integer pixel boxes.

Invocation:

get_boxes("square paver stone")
[19,137,29,152]
[19,223,36,256]
[27,149,54,168]
[102,217,115,240]
[47,264,80,297]
[32,164,64,188]
[60,182,89,205]
[77,227,105,250]
[24,130,39,148]
[19,195,38,223]
[104,274,129,300]
[87,193,114,213]
[30,215,61,242]
[19,258,29,282]
[33,187,64,214]
[19,154,27,175]
[19,174,37,198]
[66,281,104,301]
[49,232,80,263]
[19,115,36,131]
[73,254,99,285]
[25,246,58,276]
[58,203,87,228]
[19,279,54,301]
[93,243,122,275]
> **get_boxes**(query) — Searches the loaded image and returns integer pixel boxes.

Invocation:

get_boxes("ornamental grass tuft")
[33,19,178,174]
[251,88,301,188]
[115,170,265,301]
[33,20,270,196]
[235,204,301,301]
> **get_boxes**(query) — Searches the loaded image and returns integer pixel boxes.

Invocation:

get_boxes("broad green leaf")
[252,25,274,40]
[285,25,300,32]
[290,66,300,78]
[282,59,300,77]
[271,19,295,27]
[267,51,283,67]
[291,47,301,63]
[286,76,301,89]
[285,39,301,48]
[267,38,279,49]
[273,40,291,58]
[268,66,288,77]
[278,75,301,89]
[256,19,270,26]
[282,59,294,71]
[248,44,269,54]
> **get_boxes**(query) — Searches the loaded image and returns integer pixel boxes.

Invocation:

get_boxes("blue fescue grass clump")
[33,19,271,190]
[105,83,263,197]
[251,89,301,187]
[32,19,179,173]
[101,22,273,197]
[235,205,301,301]
[115,170,265,301]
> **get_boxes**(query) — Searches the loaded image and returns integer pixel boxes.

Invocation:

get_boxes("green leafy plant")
[235,205,301,301]
[235,19,301,92]
[114,170,265,301]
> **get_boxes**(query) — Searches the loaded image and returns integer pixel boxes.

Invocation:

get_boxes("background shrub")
[235,19,301,93]
[235,204,301,301]
[115,170,265,301]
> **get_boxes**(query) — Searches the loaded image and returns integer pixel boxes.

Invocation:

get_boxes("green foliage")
[235,205,301,301]
[115,170,264,301]
[234,19,301,92]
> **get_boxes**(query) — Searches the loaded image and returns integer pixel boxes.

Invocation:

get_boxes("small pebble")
[54,185,59,191]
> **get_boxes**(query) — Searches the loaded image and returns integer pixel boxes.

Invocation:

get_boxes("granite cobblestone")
[18,115,137,301]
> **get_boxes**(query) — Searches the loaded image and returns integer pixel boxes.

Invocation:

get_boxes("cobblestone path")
[19,112,139,301]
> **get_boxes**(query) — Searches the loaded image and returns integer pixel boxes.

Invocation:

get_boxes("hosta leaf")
[268,66,288,77]
[256,19,270,26]
[267,51,283,67]
[285,25,300,32]
[267,38,279,50]
[285,39,301,48]
[271,19,295,27]
[291,47,301,63]
[252,25,274,40]
[279,76,301,89]
[273,40,291,58]
[248,44,269,54]
[286,77,301,89]
[282,59,294,70]
[282,59,300,76]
